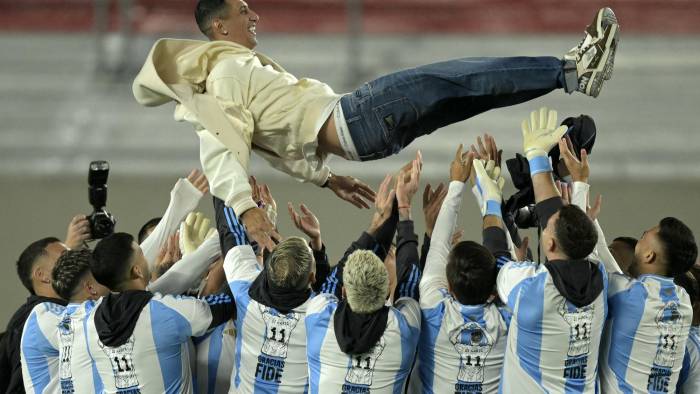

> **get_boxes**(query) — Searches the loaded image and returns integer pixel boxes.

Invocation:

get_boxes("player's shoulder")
[308,293,338,311]
[32,301,66,318]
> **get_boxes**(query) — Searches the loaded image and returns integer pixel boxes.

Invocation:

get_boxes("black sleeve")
[534,196,565,230]
[319,232,378,298]
[371,199,399,261]
[213,196,252,256]
[203,284,237,329]
[395,220,421,301]
[419,233,431,272]
[483,226,513,269]
[311,243,331,293]
[0,334,10,392]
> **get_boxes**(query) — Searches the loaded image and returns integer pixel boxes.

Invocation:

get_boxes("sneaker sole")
[587,23,619,98]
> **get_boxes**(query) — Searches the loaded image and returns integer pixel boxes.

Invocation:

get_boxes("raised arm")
[394,157,422,301]
[521,107,569,228]
[287,202,331,292]
[141,170,207,269]
[419,146,474,307]
[147,234,221,295]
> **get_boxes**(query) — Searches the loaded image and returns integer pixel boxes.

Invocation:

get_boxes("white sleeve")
[147,235,221,295]
[151,294,213,339]
[419,181,466,309]
[474,184,518,259]
[570,181,623,274]
[197,129,258,216]
[254,149,331,187]
[140,178,203,269]
[223,245,260,294]
[497,261,540,309]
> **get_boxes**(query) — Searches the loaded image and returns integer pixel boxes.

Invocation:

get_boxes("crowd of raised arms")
[0,108,697,394]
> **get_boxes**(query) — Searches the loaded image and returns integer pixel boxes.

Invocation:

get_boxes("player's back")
[408,292,508,394]
[498,260,608,393]
[20,301,66,394]
[305,294,420,394]
[193,319,236,394]
[678,326,700,393]
[86,291,214,393]
[58,300,103,393]
[600,274,693,393]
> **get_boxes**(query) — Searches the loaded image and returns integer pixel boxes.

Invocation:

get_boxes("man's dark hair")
[52,250,93,301]
[554,205,598,260]
[446,241,496,305]
[137,217,161,244]
[658,217,698,277]
[612,236,638,250]
[16,237,61,294]
[92,232,136,290]
[195,0,230,37]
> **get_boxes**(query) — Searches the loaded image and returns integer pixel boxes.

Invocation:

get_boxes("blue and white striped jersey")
[305,294,420,394]
[496,260,608,393]
[224,245,313,394]
[678,326,700,393]
[599,274,692,394]
[193,319,236,394]
[58,300,103,393]
[85,293,217,393]
[20,301,66,394]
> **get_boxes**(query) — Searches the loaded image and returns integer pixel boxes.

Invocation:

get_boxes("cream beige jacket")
[133,38,341,214]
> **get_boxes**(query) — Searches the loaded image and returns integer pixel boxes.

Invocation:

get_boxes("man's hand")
[450,144,475,183]
[186,169,209,194]
[451,229,465,247]
[558,137,590,183]
[241,207,280,251]
[327,173,377,209]
[288,203,322,250]
[587,194,603,221]
[65,214,91,249]
[249,176,262,205]
[155,233,182,274]
[423,183,447,237]
[396,154,422,215]
[521,107,568,165]
[180,212,215,255]
[555,181,571,205]
[368,174,396,235]
[473,159,506,217]
[470,134,502,185]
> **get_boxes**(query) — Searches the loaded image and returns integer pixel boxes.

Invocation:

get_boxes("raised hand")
[368,174,396,234]
[241,207,280,252]
[186,169,209,195]
[327,173,377,209]
[396,153,422,209]
[180,212,215,255]
[259,183,278,226]
[65,214,91,249]
[288,203,322,249]
[521,107,568,167]
[558,137,590,183]
[473,159,506,217]
[423,183,447,237]
[587,194,603,221]
[450,144,475,183]
[156,232,182,273]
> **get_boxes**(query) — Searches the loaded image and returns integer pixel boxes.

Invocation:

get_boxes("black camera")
[87,160,116,239]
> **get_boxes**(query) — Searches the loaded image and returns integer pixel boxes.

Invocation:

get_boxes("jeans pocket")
[372,97,419,155]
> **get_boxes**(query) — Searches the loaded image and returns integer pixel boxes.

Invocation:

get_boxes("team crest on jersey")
[559,301,594,380]
[342,337,386,392]
[449,322,494,390]
[98,336,141,393]
[58,316,75,393]
[647,301,684,393]
[255,306,300,385]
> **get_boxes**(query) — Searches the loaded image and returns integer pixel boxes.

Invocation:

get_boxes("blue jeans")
[340,56,573,161]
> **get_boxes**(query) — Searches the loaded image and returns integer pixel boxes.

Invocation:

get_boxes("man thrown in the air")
[133,0,619,249]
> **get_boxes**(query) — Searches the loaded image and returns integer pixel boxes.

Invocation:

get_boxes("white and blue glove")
[473,159,506,217]
[521,107,568,175]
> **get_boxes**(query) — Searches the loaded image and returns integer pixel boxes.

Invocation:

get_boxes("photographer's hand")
[65,214,91,249]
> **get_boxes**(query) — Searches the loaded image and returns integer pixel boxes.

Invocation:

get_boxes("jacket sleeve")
[394,220,421,301]
[311,244,331,293]
[255,148,331,187]
[147,235,221,295]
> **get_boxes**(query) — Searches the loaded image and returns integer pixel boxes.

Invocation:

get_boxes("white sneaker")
[564,7,620,98]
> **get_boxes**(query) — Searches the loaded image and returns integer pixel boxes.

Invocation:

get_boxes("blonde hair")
[268,237,313,290]
[344,250,389,313]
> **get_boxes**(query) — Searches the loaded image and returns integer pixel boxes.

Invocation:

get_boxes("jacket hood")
[94,290,153,347]
[545,259,604,307]
[333,300,389,355]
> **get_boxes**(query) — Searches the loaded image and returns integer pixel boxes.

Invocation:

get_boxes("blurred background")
[1,0,699,326]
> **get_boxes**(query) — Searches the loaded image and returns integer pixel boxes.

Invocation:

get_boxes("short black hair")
[52,250,93,301]
[16,237,61,294]
[554,205,598,260]
[446,241,496,305]
[195,0,230,37]
[658,217,698,277]
[92,232,135,290]
[137,217,161,244]
[612,236,638,250]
